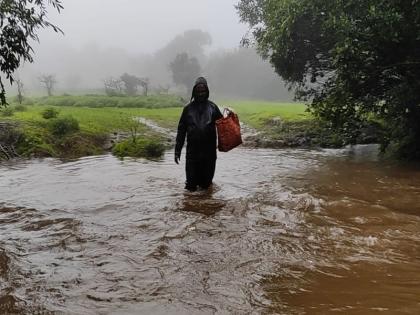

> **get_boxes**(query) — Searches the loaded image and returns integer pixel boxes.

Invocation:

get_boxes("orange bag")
[216,108,243,152]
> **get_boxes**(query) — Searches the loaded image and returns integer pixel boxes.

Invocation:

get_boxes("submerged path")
[1,147,420,314]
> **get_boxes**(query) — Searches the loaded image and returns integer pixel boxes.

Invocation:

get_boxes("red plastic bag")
[216,108,243,152]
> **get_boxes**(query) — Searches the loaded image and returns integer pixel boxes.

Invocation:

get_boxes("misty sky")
[15,0,291,100]
[39,0,248,53]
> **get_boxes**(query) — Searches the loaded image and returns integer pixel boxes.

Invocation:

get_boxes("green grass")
[1,98,314,158]
[4,99,310,133]
[0,95,383,159]
[23,94,184,109]
[4,96,373,158]
[6,106,183,133]
[217,100,311,129]
[0,100,183,159]
[113,138,165,159]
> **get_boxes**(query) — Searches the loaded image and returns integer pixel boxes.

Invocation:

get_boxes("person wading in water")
[175,77,223,191]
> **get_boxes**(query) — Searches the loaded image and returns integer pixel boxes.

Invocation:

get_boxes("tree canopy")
[0,0,63,106]
[237,0,420,158]
[169,52,201,91]
[155,29,211,65]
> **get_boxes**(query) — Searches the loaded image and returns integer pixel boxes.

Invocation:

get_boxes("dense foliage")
[49,116,80,136]
[237,0,420,158]
[0,0,63,106]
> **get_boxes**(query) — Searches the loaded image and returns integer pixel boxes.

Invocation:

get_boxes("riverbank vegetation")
[0,95,384,161]
[226,100,382,148]
[0,96,182,160]
[112,138,165,159]
[237,0,420,159]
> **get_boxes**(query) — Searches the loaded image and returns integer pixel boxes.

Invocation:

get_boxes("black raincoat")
[175,77,223,191]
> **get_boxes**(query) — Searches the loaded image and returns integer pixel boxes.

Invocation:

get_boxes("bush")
[16,133,56,158]
[112,138,165,159]
[1,107,14,116]
[14,104,27,112]
[144,141,165,157]
[54,98,76,107]
[42,107,59,119]
[22,98,34,106]
[49,116,80,136]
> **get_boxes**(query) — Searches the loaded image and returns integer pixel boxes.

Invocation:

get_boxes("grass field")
[7,106,183,133]
[21,94,184,109]
[0,96,315,159]
[219,100,310,128]
[4,99,310,133]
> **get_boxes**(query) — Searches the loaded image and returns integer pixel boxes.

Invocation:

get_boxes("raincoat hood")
[190,77,209,102]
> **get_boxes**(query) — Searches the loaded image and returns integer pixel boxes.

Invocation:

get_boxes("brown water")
[1,146,420,314]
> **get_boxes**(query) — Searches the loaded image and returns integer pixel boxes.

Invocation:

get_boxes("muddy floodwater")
[1,146,420,314]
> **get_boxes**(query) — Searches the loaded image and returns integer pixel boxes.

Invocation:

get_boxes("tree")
[120,73,140,96]
[139,78,149,96]
[169,53,201,91]
[16,79,24,104]
[120,73,150,96]
[155,84,170,95]
[0,0,63,106]
[155,29,212,65]
[150,29,211,88]
[237,0,420,159]
[39,74,57,96]
[104,77,124,96]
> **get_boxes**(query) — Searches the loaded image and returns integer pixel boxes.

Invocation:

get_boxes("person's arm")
[214,104,223,121]
[175,107,187,164]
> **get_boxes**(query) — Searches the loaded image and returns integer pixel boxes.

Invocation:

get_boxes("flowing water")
[1,146,420,314]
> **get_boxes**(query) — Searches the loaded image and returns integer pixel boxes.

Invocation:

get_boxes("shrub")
[16,133,56,158]
[1,107,14,116]
[49,116,80,136]
[42,107,59,119]
[54,97,76,107]
[14,104,27,112]
[144,141,165,158]
[22,98,34,106]
[112,138,165,159]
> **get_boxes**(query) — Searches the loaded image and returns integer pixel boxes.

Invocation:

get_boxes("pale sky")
[17,0,290,98]
[38,0,248,53]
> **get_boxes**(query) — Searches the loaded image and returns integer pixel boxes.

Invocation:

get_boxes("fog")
[14,0,293,101]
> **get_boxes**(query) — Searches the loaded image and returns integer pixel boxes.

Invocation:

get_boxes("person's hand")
[175,153,180,164]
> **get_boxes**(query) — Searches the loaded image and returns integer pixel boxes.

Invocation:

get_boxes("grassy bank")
[0,95,184,160]
[218,100,381,148]
[0,96,382,160]
[5,105,180,133]
[223,100,310,127]
[4,98,310,133]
